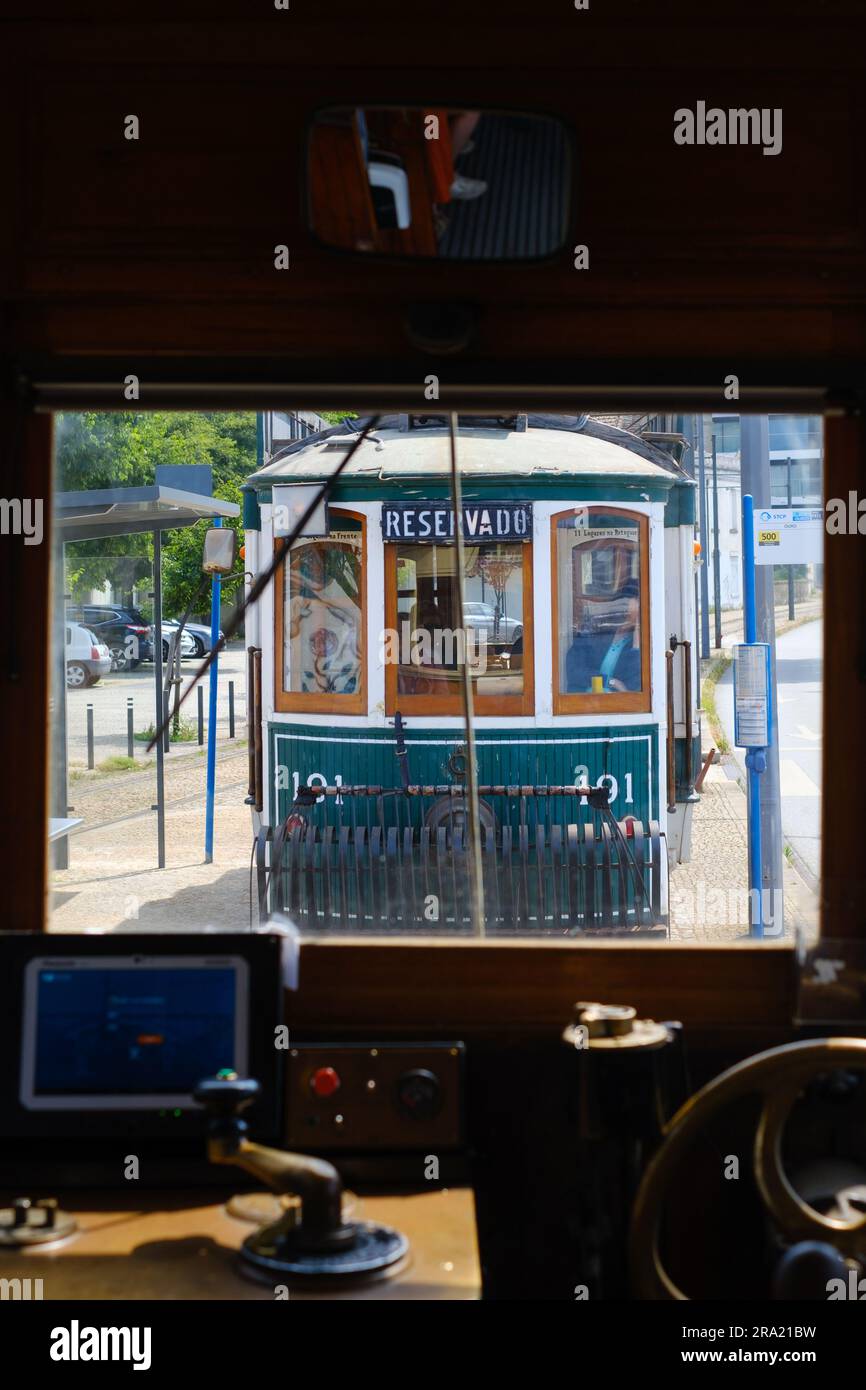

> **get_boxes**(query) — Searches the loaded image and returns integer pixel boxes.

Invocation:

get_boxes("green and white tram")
[242,414,700,935]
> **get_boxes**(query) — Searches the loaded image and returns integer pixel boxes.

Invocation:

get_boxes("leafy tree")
[161,477,246,622]
[55,412,256,615]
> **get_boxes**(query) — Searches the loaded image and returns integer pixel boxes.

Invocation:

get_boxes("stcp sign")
[381,501,532,543]
[753,507,823,565]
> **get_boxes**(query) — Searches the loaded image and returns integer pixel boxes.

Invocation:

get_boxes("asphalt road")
[716,619,822,884]
[62,642,248,765]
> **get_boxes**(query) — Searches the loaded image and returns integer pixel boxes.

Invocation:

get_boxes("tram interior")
[1,1,865,1318]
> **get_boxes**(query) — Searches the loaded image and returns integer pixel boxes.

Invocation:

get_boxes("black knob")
[193,1074,260,1118]
[394,1069,442,1121]
[36,1199,57,1230]
[772,1241,850,1299]
[12,1198,31,1228]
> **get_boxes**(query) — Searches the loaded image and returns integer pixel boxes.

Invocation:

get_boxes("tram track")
[66,750,250,836]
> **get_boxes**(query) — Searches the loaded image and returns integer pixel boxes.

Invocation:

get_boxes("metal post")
[786,455,796,620]
[447,415,485,937]
[127,697,134,759]
[696,414,710,659]
[153,528,166,869]
[740,418,784,935]
[742,494,764,939]
[711,434,722,650]
[172,633,182,737]
[197,684,204,745]
[204,518,222,863]
[228,679,235,738]
[86,702,94,770]
[52,550,70,869]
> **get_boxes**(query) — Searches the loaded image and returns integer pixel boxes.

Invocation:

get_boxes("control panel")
[286,1043,464,1151]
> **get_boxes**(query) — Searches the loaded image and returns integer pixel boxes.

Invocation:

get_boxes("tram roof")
[247,415,692,490]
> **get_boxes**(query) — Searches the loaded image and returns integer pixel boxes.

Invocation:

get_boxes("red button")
[310,1066,341,1098]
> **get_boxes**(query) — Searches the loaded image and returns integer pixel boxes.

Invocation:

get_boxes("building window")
[275,510,366,713]
[710,417,741,454]
[552,507,651,714]
[384,540,533,715]
[768,415,823,452]
[770,458,822,505]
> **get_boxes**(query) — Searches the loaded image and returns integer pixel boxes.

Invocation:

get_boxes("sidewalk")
[668,601,823,943]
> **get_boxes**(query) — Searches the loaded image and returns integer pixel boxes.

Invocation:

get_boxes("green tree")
[319,412,357,425]
[162,477,246,622]
[55,412,255,613]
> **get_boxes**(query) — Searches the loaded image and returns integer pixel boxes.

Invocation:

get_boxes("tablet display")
[20,955,249,1110]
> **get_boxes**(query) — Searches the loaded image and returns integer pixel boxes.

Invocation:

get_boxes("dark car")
[66,604,154,671]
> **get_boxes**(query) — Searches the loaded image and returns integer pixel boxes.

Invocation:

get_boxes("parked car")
[164,618,225,657]
[462,601,523,645]
[65,622,112,689]
[158,622,197,660]
[66,605,153,671]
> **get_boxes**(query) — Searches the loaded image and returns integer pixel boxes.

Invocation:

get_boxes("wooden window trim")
[551,506,651,716]
[274,509,367,715]
[384,539,535,717]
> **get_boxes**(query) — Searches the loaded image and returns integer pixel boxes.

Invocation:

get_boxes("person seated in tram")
[565,578,641,693]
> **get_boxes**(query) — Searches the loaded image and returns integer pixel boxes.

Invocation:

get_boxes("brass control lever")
[194,1073,409,1281]
[194,1074,350,1250]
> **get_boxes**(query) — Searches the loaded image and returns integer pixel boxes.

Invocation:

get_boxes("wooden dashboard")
[0,1188,480,1301]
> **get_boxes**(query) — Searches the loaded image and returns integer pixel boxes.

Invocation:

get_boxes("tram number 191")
[290,771,340,804]
[286,769,635,807]
[573,767,634,807]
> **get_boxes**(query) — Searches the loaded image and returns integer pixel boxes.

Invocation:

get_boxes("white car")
[462,601,523,644]
[65,622,112,689]
[159,623,197,661]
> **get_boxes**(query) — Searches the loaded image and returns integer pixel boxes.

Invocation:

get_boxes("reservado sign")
[381,502,532,543]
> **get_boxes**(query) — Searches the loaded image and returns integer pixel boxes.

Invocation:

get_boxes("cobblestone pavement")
[668,761,818,943]
[51,747,255,932]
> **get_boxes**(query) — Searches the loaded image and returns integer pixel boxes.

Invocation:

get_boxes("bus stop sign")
[733,643,772,749]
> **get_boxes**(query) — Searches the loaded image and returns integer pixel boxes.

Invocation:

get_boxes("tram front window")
[387,540,531,713]
[553,507,650,712]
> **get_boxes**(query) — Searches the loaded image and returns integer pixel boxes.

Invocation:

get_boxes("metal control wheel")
[630,1037,866,1299]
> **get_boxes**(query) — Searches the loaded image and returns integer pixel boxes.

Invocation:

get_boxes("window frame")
[551,505,652,716]
[383,535,535,717]
[273,507,367,715]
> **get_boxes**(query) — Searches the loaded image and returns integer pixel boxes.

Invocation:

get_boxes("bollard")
[127,697,134,759]
[197,684,204,745]
[228,680,235,739]
[86,703,94,769]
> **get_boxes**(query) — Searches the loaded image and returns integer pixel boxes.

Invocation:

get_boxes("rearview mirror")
[307,106,571,261]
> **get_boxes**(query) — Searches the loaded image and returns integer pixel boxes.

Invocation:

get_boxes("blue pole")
[742,493,757,644]
[741,493,764,937]
[204,518,222,863]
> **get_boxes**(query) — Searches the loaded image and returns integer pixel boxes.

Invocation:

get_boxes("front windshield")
[48,410,823,945]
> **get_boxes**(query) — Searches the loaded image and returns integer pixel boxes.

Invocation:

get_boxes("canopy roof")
[54,485,239,542]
